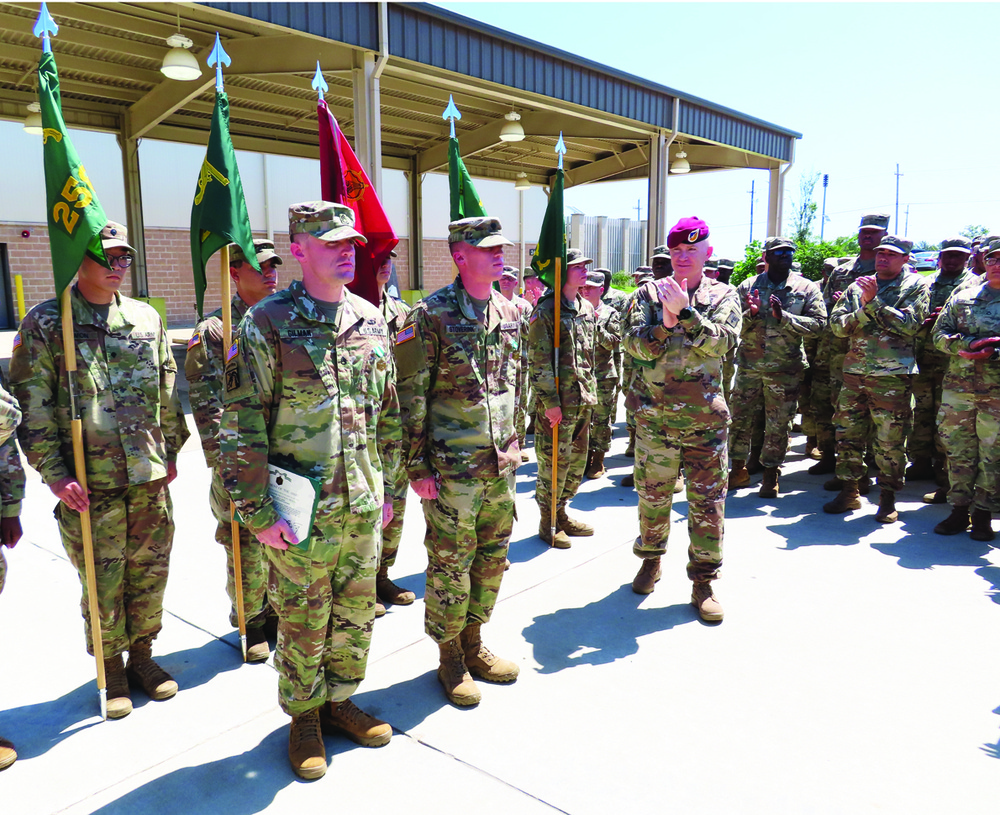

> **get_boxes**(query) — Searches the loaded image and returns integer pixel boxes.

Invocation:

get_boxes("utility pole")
[748,179,755,244]
[820,173,829,242]
[634,198,643,222]
[894,164,903,234]
[905,204,910,238]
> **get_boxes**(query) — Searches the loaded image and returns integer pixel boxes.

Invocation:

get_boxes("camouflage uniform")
[379,293,411,572]
[589,299,623,455]
[829,271,929,490]
[10,286,188,657]
[395,275,521,643]
[185,294,270,631]
[0,377,24,595]
[219,280,400,715]
[933,281,1000,511]
[730,271,826,467]
[528,291,598,516]
[624,276,741,580]
[509,293,534,451]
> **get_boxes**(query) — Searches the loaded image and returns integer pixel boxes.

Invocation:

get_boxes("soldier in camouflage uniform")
[522,266,546,308]
[219,202,399,779]
[10,221,189,720]
[824,236,929,523]
[374,249,417,614]
[810,213,890,476]
[185,238,281,662]
[498,266,533,461]
[0,377,24,771]
[909,237,979,501]
[728,237,826,498]
[625,217,741,622]
[801,257,843,458]
[581,269,623,479]
[395,216,522,707]
[529,247,598,549]
[930,238,1000,541]
[716,258,735,286]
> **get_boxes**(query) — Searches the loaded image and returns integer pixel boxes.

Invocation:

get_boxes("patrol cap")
[635,271,654,284]
[651,244,671,260]
[501,265,518,280]
[633,265,652,276]
[523,267,539,280]
[289,201,367,244]
[448,216,513,247]
[704,259,719,270]
[585,269,605,287]
[984,239,1000,257]
[566,247,593,266]
[100,221,135,254]
[667,217,710,248]
[859,212,891,231]
[939,237,971,254]
[822,256,840,270]
[876,235,913,255]
[716,258,735,270]
[764,236,796,253]
[230,239,282,266]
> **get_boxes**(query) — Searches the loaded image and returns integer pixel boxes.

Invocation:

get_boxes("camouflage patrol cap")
[523,266,539,280]
[859,212,891,231]
[566,248,593,266]
[585,269,605,287]
[501,265,519,280]
[939,237,972,254]
[100,221,135,253]
[289,201,367,244]
[448,216,513,247]
[636,270,654,284]
[716,258,735,270]
[704,259,719,269]
[876,235,913,255]
[633,265,652,277]
[764,236,796,253]
[822,256,841,270]
[984,239,1000,257]
[230,239,282,266]
[651,244,671,260]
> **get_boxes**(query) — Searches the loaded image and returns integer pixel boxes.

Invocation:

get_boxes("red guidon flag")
[318,99,398,306]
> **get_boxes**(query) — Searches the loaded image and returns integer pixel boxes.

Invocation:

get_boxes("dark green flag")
[38,50,107,300]
[190,91,258,320]
[449,137,487,221]
[530,168,566,289]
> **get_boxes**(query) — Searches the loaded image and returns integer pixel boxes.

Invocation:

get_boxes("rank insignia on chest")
[187,334,202,351]
[226,340,239,362]
[396,325,416,345]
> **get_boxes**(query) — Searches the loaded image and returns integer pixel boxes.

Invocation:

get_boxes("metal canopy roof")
[0,1,800,188]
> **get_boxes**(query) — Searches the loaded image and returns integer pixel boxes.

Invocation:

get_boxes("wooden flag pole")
[219,245,247,661]
[549,257,562,546]
[61,286,107,720]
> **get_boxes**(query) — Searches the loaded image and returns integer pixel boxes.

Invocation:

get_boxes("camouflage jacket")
[0,375,24,518]
[528,291,598,411]
[916,268,979,368]
[396,276,521,483]
[829,271,929,376]
[624,275,742,430]
[594,300,622,384]
[736,272,826,373]
[817,257,875,367]
[219,281,400,534]
[9,286,188,490]
[380,293,410,336]
[933,281,1000,394]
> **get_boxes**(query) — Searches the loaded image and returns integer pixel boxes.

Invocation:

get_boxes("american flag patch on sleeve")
[226,340,239,362]
[11,333,21,350]
[187,333,202,350]
[396,325,416,344]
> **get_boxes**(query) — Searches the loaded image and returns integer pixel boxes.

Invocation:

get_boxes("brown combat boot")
[288,709,327,780]
[874,489,898,523]
[631,557,662,595]
[934,505,970,535]
[0,737,15,771]
[823,476,871,495]
[728,459,750,489]
[246,625,270,663]
[971,508,995,542]
[104,653,133,719]
[376,564,415,606]
[585,450,606,479]
[539,505,571,549]
[126,640,177,701]
[460,623,519,683]
[320,698,392,747]
[625,426,636,458]
[437,637,481,706]
[823,480,861,514]
[805,435,822,460]
[557,505,594,537]
[691,581,724,622]
[746,448,763,475]
[759,467,779,499]
[808,450,836,475]
[905,457,935,481]
[923,487,948,504]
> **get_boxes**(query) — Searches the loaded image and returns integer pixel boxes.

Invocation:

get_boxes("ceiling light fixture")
[514,172,530,190]
[23,102,42,135]
[670,147,690,174]
[499,109,524,142]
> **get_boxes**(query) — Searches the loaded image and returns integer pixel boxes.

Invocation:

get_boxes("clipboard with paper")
[265,463,322,551]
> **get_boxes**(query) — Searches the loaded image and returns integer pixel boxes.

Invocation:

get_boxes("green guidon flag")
[448,137,487,221]
[530,167,566,289]
[190,90,258,320]
[38,50,107,300]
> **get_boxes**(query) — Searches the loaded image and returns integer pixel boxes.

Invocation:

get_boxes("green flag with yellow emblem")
[449,137,487,221]
[530,168,566,289]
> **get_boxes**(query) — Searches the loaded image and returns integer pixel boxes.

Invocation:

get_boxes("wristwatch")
[677,307,692,321]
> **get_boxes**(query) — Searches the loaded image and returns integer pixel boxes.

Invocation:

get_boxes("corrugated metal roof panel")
[204,1,379,50]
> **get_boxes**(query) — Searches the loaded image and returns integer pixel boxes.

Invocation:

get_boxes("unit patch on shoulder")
[187,333,202,351]
[396,325,416,344]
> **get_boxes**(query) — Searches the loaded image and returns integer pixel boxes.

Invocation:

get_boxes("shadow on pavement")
[360,670,452,731]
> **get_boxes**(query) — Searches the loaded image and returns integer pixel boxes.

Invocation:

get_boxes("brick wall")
[419,239,536,296]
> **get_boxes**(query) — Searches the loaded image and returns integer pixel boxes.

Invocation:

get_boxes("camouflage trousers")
[811,360,840,453]
[589,380,618,454]
[516,366,529,449]
[938,389,1000,512]
[421,474,514,644]
[722,350,737,407]
[211,479,270,629]
[535,406,592,513]
[910,363,946,462]
[56,479,173,658]
[633,419,726,583]
[265,507,380,716]
[380,465,410,570]
[834,372,912,491]
[799,338,819,436]
[729,368,803,468]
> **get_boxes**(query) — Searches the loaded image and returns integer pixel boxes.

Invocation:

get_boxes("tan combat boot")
[691,581,724,622]
[104,654,133,719]
[971,508,995,542]
[823,480,861,514]
[805,435,821,460]
[557,505,594,537]
[746,448,763,475]
[824,476,871,495]
[631,557,662,595]
[585,450,606,480]
[460,623,519,683]
[808,450,836,475]
[674,473,685,494]
[438,637,482,706]
[759,467,779,499]
[923,487,948,505]
[376,564,415,606]
[625,426,636,458]
[874,489,898,523]
[288,709,327,780]
[934,505,970,535]
[0,738,17,771]
[728,459,750,489]
[126,640,178,701]
[246,625,270,663]
[320,698,392,747]
[539,505,571,549]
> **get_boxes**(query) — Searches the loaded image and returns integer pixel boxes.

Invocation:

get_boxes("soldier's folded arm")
[932,303,973,355]
[875,287,929,337]
[184,323,224,468]
[829,289,868,337]
[395,308,436,484]
[779,292,827,336]
[157,323,189,465]
[375,332,402,490]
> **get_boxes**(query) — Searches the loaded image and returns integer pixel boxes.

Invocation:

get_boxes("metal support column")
[647,130,668,259]
[352,51,383,194]
[116,124,148,297]
[406,159,423,291]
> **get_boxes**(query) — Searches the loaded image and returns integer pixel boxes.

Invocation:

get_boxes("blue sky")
[439,1,999,256]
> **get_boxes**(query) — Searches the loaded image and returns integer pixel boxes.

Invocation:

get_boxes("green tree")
[729,234,860,288]
[959,224,990,241]
[788,171,820,243]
